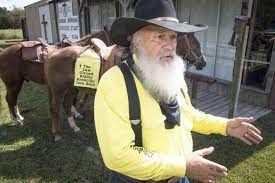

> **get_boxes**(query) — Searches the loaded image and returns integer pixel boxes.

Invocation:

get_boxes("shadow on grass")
[192,111,275,169]
[0,82,110,182]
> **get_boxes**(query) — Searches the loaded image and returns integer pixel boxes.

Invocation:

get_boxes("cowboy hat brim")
[110,17,208,47]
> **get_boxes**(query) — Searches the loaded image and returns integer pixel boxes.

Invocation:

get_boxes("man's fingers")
[248,124,262,135]
[240,136,253,145]
[195,147,214,156]
[202,178,214,183]
[235,116,254,123]
[244,133,262,144]
[207,160,228,173]
[207,175,216,182]
[248,128,263,142]
[209,168,228,177]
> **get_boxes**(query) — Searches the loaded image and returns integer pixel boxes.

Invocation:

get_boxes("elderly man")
[94,0,263,183]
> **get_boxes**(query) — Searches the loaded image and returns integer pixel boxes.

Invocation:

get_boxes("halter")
[182,34,204,69]
[102,28,111,46]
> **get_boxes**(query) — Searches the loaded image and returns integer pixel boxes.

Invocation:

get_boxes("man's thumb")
[196,147,214,156]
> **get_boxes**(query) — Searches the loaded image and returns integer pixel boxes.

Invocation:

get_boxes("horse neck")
[74,35,91,46]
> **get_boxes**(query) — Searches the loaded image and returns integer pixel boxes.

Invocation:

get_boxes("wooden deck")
[186,80,272,120]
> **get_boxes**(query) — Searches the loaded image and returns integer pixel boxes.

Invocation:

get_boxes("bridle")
[102,28,111,46]
[182,34,204,69]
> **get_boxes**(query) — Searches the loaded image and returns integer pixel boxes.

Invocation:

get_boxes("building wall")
[175,0,242,82]
[25,0,80,44]
[49,2,59,43]
[88,1,116,33]
[25,1,48,41]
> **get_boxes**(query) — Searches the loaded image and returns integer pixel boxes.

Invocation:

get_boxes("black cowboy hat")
[110,0,208,47]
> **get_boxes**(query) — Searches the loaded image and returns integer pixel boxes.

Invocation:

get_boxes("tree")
[0,6,25,29]
[0,7,10,29]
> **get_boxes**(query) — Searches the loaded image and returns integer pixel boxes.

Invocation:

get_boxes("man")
[94,0,263,182]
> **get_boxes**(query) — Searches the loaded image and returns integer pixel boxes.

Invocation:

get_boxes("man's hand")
[226,117,263,145]
[186,147,228,183]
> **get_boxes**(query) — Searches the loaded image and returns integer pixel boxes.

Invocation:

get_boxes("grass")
[0,80,109,183]
[0,39,23,49]
[0,29,23,49]
[0,29,23,40]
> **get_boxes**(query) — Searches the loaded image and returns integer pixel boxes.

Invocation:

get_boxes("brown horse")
[0,28,112,126]
[44,32,207,141]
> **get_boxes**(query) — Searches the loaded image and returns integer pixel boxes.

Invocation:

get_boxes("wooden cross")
[62,2,67,17]
[41,14,48,41]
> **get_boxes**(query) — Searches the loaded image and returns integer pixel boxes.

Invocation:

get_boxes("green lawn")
[0,39,23,49]
[0,29,23,49]
[0,29,23,40]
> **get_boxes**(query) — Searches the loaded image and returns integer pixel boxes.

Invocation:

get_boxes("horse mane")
[75,34,92,44]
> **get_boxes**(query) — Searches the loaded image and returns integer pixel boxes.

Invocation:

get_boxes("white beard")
[133,52,186,104]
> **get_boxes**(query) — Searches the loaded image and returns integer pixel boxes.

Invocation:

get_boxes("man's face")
[134,25,177,63]
[132,26,185,103]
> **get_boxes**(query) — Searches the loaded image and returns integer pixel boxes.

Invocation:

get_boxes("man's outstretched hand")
[186,147,228,183]
[226,117,263,145]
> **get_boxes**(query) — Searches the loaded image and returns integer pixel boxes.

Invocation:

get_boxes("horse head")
[177,27,207,70]
[74,26,113,47]
[90,26,113,46]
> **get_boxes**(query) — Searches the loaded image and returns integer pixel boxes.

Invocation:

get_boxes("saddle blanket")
[74,48,101,89]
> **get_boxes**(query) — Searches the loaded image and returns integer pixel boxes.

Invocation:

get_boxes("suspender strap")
[118,60,142,147]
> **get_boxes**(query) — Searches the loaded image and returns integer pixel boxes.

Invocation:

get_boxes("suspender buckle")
[130,119,141,125]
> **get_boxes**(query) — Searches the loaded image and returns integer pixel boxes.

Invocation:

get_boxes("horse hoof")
[19,116,24,121]
[75,113,84,119]
[14,119,23,127]
[54,135,62,142]
[74,126,80,133]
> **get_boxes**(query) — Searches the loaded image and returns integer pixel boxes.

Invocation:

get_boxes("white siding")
[176,0,242,81]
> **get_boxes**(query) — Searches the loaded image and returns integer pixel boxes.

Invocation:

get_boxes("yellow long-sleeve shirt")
[94,64,228,181]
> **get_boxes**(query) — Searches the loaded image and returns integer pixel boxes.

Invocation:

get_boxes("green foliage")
[0,7,25,29]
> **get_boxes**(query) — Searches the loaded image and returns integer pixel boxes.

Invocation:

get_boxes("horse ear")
[103,25,109,31]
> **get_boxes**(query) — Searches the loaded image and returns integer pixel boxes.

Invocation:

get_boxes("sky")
[0,0,40,10]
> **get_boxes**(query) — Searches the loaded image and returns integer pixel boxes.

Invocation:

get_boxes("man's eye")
[158,34,164,39]
[170,34,177,40]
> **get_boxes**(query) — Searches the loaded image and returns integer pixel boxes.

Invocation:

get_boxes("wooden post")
[78,0,85,38]
[191,78,198,107]
[270,74,275,109]
[118,0,133,17]
[228,16,250,118]
[53,1,60,42]
[41,14,48,41]
[265,41,275,93]
[242,0,258,84]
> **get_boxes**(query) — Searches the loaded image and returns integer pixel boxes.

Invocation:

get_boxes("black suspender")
[118,57,143,147]
[118,55,182,147]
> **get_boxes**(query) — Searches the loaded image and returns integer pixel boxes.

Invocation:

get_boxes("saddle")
[90,38,121,77]
[21,40,49,62]
[90,38,114,60]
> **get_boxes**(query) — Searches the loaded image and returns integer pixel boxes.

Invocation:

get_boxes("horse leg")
[79,92,89,108]
[71,88,84,119]
[5,80,24,125]
[48,87,62,141]
[63,89,80,133]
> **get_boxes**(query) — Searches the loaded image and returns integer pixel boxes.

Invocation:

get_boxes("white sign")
[58,0,80,42]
